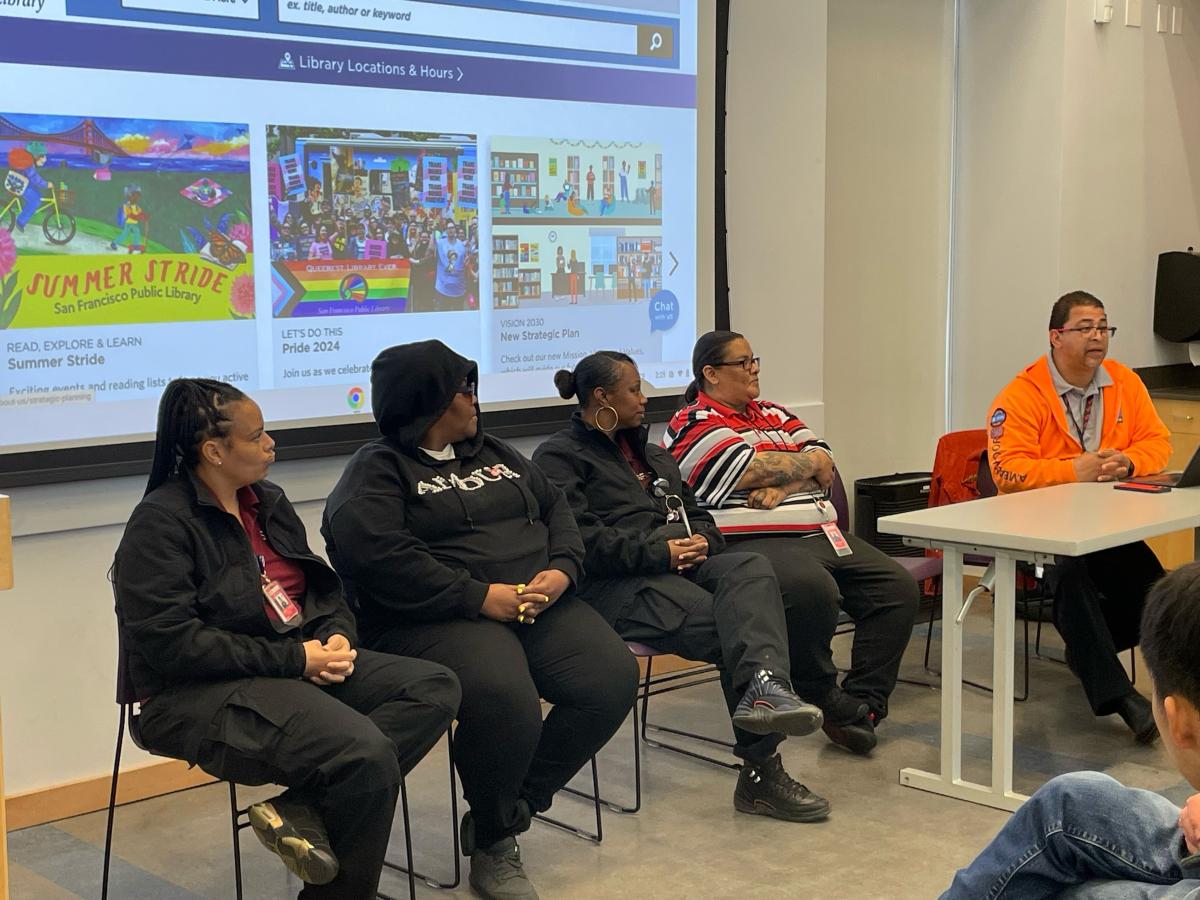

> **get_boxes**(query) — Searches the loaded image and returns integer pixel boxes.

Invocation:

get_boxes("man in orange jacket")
[988,290,1170,742]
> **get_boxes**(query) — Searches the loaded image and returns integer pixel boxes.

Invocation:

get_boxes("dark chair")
[102,631,253,900]
[103,624,430,900]
[828,469,940,689]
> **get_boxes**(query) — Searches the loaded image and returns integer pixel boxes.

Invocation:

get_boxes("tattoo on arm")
[737,451,818,491]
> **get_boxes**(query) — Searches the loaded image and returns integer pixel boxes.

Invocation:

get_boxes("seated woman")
[114,378,459,899]
[321,340,638,900]
[664,331,921,755]
[533,351,831,824]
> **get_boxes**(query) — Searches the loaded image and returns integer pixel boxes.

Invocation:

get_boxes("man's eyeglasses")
[457,381,477,397]
[710,356,761,372]
[1055,325,1117,338]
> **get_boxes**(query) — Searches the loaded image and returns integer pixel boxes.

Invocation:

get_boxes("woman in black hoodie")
[114,378,460,899]
[534,351,834,825]
[322,341,638,900]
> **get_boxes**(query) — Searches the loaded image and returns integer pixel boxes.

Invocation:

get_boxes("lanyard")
[1063,393,1095,449]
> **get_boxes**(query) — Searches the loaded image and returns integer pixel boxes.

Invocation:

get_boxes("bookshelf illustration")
[616,236,662,300]
[518,268,543,300]
[493,233,521,308]
[491,152,539,211]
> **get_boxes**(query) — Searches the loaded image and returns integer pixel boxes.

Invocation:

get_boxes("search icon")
[637,24,674,58]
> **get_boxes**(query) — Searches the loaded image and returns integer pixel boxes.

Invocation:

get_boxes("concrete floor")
[10,610,1185,899]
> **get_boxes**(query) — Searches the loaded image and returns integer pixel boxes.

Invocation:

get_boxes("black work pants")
[367,595,638,850]
[601,551,792,762]
[137,649,460,900]
[1048,540,1163,715]
[729,533,920,721]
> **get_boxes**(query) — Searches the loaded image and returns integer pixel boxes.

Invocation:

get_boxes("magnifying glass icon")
[650,32,663,51]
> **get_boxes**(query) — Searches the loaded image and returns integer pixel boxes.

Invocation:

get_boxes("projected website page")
[0,0,698,452]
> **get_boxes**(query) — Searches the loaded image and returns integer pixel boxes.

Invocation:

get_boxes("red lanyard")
[1064,394,1095,448]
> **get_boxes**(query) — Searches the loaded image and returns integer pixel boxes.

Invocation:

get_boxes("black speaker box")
[1154,250,1200,342]
[853,472,931,557]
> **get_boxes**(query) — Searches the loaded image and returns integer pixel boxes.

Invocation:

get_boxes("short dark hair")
[685,330,744,403]
[554,351,636,406]
[1049,291,1105,330]
[1140,562,1200,710]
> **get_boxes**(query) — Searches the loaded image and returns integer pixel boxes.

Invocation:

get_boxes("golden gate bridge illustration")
[0,116,129,161]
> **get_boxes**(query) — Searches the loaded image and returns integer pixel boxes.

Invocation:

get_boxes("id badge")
[820,522,853,557]
[262,576,302,624]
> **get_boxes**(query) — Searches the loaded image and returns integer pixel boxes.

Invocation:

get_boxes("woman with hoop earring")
[535,352,834,823]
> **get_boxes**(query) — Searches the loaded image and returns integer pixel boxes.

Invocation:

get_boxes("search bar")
[277,1,671,58]
[123,0,261,19]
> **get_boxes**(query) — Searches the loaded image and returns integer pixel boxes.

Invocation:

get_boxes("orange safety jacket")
[986,355,1170,493]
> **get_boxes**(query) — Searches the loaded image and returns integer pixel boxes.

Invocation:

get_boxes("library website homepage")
[0,0,697,452]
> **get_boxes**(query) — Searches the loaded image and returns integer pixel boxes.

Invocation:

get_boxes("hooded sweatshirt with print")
[321,340,584,642]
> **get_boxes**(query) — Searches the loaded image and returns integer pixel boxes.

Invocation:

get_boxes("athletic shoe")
[468,837,540,900]
[247,798,338,885]
[814,686,870,726]
[733,754,831,823]
[822,710,878,755]
[731,669,823,737]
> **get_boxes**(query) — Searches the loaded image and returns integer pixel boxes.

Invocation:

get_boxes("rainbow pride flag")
[272,259,411,318]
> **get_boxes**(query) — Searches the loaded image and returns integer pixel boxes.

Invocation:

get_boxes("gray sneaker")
[468,837,540,900]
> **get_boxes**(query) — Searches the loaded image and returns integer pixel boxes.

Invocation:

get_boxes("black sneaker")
[815,687,869,726]
[731,669,823,737]
[247,798,339,885]
[1114,692,1158,745]
[822,710,878,755]
[733,754,831,823]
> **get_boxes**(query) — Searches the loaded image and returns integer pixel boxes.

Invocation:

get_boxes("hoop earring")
[594,405,619,433]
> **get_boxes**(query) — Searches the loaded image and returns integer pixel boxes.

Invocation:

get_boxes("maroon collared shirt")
[237,485,306,622]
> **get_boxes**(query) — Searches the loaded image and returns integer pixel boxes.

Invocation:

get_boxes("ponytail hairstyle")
[144,378,246,496]
[684,330,744,403]
[554,351,635,407]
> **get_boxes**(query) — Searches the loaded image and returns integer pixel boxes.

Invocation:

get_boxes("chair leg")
[639,657,739,770]
[923,598,938,672]
[382,731,461,890]
[229,783,245,900]
[532,756,603,843]
[101,705,126,900]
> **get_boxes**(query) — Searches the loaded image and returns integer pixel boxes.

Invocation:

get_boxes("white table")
[878,482,1200,811]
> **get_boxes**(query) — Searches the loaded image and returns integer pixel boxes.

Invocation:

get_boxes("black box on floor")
[853,472,932,557]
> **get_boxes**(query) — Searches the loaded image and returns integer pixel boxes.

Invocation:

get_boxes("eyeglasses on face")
[1055,325,1117,338]
[710,356,761,372]
[457,381,477,397]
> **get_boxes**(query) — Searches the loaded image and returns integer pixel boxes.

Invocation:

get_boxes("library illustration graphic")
[490,137,663,310]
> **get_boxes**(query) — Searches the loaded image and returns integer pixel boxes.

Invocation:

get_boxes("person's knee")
[407,660,463,720]
[461,671,543,737]
[565,640,640,722]
[1028,771,1122,822]
[721,551,780,584]
[341,728,403,793]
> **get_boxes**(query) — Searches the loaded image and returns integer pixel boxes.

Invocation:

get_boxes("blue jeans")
[942,772,1200,899]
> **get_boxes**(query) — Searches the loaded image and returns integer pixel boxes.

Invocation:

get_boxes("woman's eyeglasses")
[457,382,477,397]
[710,356,761,372]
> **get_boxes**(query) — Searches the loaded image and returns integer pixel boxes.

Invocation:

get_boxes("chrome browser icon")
[346,386,366,410]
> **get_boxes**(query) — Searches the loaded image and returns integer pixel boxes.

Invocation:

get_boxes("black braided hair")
[554,351,635,407]
[144,378,246,496]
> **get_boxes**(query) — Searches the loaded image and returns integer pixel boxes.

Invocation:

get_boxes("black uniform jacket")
[114,472,357,761]
[533,413,725,625]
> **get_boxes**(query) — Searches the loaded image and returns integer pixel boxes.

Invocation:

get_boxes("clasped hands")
[1073,448,1133,483]
[668,534,709,573]
[302,633,356,686]
[481,568,571,625]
